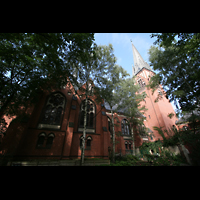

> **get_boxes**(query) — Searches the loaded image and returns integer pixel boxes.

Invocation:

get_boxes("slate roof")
[104,99,145,118]
[131,43,154,76]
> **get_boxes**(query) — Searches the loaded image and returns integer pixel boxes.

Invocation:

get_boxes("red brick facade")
[135,68,178,141]
[0,68,178,163]
[0,83,135,161]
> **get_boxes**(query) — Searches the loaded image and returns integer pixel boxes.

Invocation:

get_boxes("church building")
[131,43,178,143]
[0,43,178,165]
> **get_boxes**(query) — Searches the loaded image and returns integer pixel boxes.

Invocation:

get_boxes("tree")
[0,33,95,125]
[152,126,195,165]
[116,77,147,156]
[148,33,200,117]
[93,45,129,163]
[73,44,97,166]
[0,33,94,118]
[96,67,129,163]
[71,44,129,164]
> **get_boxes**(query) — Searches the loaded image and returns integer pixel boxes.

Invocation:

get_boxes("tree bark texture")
[111,108,115,163]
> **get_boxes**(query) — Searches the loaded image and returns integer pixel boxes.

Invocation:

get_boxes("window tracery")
[38,92,65,129]
[79,99,95,129]
[121,119,130,135]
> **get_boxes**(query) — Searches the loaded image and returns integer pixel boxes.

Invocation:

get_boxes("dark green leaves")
[0,33,95,117]
[148,33,200,115]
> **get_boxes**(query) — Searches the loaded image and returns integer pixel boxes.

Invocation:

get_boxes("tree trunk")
[81,83,88,166]
[180,144,192,165]
[178,135,192,165]
[111,108,115,163]
[131,126,136,156]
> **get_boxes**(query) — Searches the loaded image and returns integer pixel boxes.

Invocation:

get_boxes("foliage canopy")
[0,33,95,119]
[148,33,200,116]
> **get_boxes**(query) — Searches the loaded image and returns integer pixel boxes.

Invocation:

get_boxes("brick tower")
[131,42,178,143]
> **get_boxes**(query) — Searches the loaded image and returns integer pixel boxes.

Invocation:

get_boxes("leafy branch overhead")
[0,33,95,118]
[148,33,200,115]
[116,77,147,127]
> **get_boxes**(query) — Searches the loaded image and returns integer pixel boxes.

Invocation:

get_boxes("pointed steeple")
[131,42,153,77]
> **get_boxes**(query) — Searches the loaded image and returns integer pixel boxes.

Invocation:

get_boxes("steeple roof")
[131,43,153,77]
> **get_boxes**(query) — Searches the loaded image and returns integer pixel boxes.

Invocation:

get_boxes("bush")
[110,154,140,166]
[126,154,140,161]
[151,150,187,166]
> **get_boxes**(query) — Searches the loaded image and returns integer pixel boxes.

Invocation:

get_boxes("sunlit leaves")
[148,33,200,114]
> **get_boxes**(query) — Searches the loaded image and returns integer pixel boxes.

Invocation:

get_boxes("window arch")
[79,135,92,150]
[125,141,128,149]
[121,119,130,135]
[86,136,92,150]
[46,133,55,149]
[125,141,132,150]
[129,141,132,150]
[80,135,84,148]
[36,132,46,147]
[38,92,66,129]
[79,99,95,129]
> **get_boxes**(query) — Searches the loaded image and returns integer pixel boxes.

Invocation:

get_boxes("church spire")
[131,42,153,77]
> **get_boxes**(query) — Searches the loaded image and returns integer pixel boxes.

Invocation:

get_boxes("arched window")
[36,132,46,148]
[129,141,132,150]
[125,141,128,149]
[125,141,132,151]
[121,119,130,135]
[86,136,92,150]
[38,92,66,129]
[46,133,55,149]
[79,99,95,130]
[79,135,92,150]
[80,135,84,148]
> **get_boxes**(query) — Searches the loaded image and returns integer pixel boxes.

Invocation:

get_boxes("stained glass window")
[79,99,95,129]
[121,119,130,135]
[40,93,65,126]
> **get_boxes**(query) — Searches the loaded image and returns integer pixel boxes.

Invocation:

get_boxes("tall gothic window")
[79,99,95,129]
[121,119,130,135]
[38,92,65,129]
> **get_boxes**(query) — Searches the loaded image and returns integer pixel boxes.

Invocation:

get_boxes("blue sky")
[94,33,157,77]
